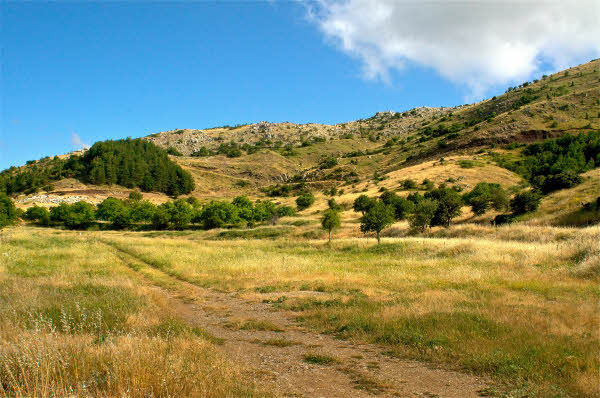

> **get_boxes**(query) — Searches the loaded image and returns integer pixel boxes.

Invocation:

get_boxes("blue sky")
[1,1,598,170]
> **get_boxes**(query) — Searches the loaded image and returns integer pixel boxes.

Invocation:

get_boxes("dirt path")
[109,242,492,398]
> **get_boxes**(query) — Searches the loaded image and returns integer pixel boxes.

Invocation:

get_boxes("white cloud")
[70,133,90,150]
[310,0,600,97]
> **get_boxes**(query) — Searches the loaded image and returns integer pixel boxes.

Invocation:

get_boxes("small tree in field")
[360,201,394,244]
[321,209,341,242]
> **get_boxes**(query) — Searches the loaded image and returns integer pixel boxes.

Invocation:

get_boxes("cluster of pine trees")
[0,139,195,196]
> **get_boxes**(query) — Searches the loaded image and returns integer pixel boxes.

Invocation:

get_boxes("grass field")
[0,228,267,397]
[1,224,598,397]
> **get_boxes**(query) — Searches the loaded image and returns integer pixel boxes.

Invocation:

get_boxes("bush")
[24,205,50,226]
[197,201,240,229]
[129,191,143,201]
[166,147,183,156]
[539,171,583,194]
[493,214,514,225]
[319,157,338,169]
[0,193,18,228]
[327,198,343,212]
[401,179,417,190]
[296,192,315,211]
[276,206,296,217]
[510,191,541,215]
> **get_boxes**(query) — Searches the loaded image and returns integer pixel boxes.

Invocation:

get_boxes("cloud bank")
[311,0,600,97]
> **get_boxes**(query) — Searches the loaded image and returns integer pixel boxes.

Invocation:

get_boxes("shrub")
[276,206,296,217]
[129,191,143,201]
[0,193,18,228]
[197,201,240,230]
[510,191,541,215]
[401,179,417,190]
[166,147,183,156]
[24,205,50,226]
[319,157,338,169]
[296,192,316,211]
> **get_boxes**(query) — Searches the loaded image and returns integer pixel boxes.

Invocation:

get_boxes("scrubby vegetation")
[496,131,599,194]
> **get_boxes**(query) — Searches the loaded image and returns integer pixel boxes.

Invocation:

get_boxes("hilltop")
[3,59,599,226]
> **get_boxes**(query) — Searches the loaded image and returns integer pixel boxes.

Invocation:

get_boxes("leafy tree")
[510,191,541,214]
[168,199,193,229]
[353,194,375,215]
[253,200,277,222]
[321,209,341,242]
[0,193,18,228]
[409,199,438,231]
[296,192,315,211]
[425,188,463,227]
[96,198,125,221]
[463,183,508,215]
[95,197,131,229]
[130,200,156,223]
[63,201,95,230]
[50,203,71,223]
[360,201,395,244]
[151,205,171,230]
[198,201,240,229]
[24,205,50,226]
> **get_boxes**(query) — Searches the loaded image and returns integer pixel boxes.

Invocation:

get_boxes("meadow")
[1,222,598,397]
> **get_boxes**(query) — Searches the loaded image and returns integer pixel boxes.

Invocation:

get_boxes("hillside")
[3,59,599,226]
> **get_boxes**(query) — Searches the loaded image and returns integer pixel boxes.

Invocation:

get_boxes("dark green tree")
[0,193,18,228]
[353,194,375,215]
[360,201,395,244]
[296,192,316,211]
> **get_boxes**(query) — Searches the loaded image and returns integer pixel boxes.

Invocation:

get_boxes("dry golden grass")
[0,228,267,398]
[99,223,599,397]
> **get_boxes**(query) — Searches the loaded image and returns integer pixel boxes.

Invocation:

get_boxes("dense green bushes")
[21,194,291,231]
[499,131,599,194]
[0,193,18,228]
[0,139,195,196]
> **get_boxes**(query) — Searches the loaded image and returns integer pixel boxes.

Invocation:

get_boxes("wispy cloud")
[70,132,90,150]
[309,0,600,98]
